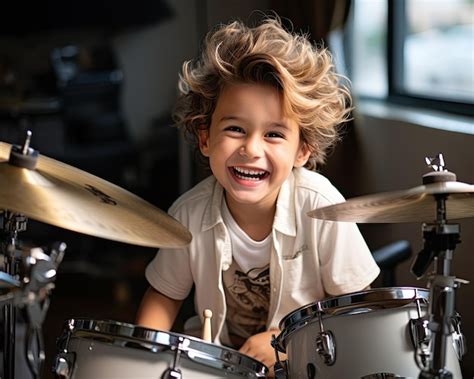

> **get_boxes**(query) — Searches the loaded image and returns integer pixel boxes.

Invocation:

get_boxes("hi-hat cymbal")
[0,142,192,248]
[308,181,474,223]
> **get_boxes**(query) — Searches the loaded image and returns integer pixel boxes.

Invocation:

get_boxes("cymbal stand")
[411,154,467,378]
[1,213,66,379]
[1,210,27,379]
[1,131,35,379]
[19,242,66,378]
[416,198,462,378]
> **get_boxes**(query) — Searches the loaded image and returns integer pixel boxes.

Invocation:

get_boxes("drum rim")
[58,318,268,377]
[274,286,429,353]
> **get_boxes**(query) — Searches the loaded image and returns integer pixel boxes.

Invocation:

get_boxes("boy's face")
[198,83,310,210]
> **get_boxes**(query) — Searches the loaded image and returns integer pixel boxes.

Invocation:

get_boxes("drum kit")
[0,131,473,378]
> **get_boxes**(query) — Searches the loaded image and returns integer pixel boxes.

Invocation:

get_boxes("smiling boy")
[136,16,380,372]
[200,83,310,241]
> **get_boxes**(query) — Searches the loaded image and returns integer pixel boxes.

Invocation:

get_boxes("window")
[350,0,388,98]
[349,0,474,116]
[402,0,473,103]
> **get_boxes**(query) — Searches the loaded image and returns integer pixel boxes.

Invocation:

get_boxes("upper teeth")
[234,167,266,175]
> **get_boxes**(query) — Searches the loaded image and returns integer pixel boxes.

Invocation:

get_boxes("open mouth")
[231,166,270,181]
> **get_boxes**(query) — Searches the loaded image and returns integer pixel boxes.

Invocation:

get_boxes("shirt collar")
[273,170,297,236]
[202,176,225,231]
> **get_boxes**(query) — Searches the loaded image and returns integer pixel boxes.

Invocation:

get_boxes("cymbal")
[0,142,192,248]
[308,181,474,223]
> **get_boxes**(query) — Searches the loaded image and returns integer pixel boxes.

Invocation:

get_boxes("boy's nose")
[240,136,263,158]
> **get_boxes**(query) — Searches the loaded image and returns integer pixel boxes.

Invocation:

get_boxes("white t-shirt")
[145,167,380,345]
[222,199,271,346]
[221,198,272,272]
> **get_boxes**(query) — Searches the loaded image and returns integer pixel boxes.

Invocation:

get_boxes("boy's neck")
[224,196,276,241]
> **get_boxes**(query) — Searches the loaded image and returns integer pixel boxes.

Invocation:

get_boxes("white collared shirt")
[145,167,380,345]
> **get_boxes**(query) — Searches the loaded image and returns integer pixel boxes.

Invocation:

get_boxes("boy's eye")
[266,131,284,139]
[224,126,244,133]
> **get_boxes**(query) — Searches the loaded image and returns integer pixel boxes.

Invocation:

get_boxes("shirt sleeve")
[144,200,195,301]
[145,246,194,300]
[317,219,380,296]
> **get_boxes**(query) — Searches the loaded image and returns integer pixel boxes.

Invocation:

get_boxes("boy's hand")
[239,329,286,377]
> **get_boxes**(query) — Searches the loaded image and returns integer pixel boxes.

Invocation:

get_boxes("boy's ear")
[198,128,210,157]
[294,142,312,168]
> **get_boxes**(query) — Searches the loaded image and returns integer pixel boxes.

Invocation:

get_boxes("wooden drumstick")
[202,309,213,342]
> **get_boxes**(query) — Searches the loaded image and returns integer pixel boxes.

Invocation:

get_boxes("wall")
[112,1,199,144]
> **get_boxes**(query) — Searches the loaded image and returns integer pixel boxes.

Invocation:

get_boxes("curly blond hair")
[173,16,351,170]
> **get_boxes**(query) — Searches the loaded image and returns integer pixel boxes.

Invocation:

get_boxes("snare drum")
[273,287,463,378]
[54,319,268,378]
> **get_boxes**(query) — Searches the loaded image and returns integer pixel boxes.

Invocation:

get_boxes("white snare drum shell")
[54,319,268,379]
[63,337,233,378]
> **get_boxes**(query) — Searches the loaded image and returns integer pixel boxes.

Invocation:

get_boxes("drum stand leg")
[3,263,17,379]
[1,211,27,379]
[1,211,64,379]
[411,196,465,379]
[420,272,457,379]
